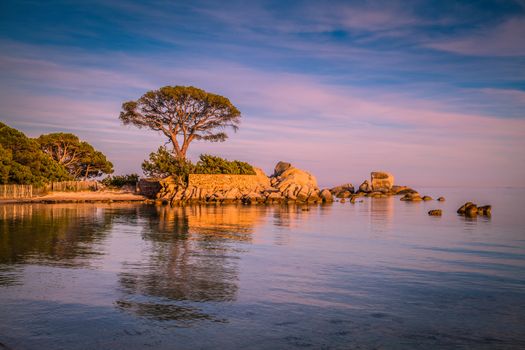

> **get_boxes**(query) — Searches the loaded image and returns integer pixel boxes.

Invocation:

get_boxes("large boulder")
[371,171,394,192]
[320,189,333,203]
[273,161,292,177]
[271,162,319,202]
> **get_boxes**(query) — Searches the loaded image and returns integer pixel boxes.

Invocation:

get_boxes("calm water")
[0,188,524,349]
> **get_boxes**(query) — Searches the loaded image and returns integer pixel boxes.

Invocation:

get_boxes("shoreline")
[0,191,148,204]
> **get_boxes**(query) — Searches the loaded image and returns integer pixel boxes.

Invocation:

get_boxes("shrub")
[101,174,139,188]
[194,154,255,175]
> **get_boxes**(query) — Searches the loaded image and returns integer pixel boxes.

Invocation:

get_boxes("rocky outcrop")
[371,171,394,192]
[156,162,325,205]
[270,163,321,202]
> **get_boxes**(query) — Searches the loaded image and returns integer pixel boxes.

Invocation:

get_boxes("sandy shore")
[0,191,148,204]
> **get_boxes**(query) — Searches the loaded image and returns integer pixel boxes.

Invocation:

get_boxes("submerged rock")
[428,209,442,216]
[400,193,422,201]
[437,197,445,201]
[422,195,433,201]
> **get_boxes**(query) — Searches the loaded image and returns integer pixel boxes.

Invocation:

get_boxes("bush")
[194,154,255,175]
[101,174,139,188]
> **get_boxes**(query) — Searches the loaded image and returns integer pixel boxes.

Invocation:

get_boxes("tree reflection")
[0,204,115,265]
[0,203,117,286]
[116,204,264,324]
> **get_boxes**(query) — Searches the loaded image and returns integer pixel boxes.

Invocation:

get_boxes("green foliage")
[142,148,255,183]
[37,132,114,179]
[0,122,71,186]
[101,174,139,188]
[120,85,241,159]
[194,154,255,175]
[142,146,194,183]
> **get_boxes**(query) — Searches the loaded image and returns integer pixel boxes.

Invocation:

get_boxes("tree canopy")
[37,132,114,179]
[119,86,241,159]
[0,122,71,185]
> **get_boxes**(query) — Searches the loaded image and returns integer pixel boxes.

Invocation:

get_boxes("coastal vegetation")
[0,122,70,186]
[101,174,139,189]
[142,148,255,183]
[37,133,113,179]
[0,122,113,185]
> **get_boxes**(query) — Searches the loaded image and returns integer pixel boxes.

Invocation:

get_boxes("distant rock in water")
[391,186,418,195]
[428,209,442,216]
[358,180,372,193]
[457,202,491,217]
[437,197,445,201]
[400,192,422,201]
[422,195,432,201]
[330,183,354,198]
[371,171,394,192]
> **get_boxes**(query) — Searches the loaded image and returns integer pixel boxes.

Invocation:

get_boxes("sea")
[0,187,524,349]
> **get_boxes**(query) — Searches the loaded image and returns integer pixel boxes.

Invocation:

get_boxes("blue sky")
[1,0,524,187]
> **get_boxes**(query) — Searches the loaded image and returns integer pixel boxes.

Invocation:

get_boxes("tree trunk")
[84,165,90,180]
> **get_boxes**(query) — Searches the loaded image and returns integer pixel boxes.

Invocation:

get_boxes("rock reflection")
[368,197,395,233]
[116,204,264,324]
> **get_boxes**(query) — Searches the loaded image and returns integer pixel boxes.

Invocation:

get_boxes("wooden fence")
[0,181,100,200]
[0,184,33,199]
[50,181,99,192]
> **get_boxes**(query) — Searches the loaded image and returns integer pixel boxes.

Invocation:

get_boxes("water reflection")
[0,204,114,270]
[368,197,395,233]
[116,205,265,323]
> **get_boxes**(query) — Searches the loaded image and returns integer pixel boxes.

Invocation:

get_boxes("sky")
[0,0,524,188]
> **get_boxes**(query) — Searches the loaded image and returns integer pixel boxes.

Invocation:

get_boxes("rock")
[271,163,319,202]
[458,202,491,217]
[465,203,478,217]
[340,198,346,203]
[457,202,473,214]
[320,189,333,203]
[422,195,432,201]
[478,205,492,216]
[273,161,292,177]
[437,197,445,201]
[358,180,372,193]
[371,171,394,192]
[428,209,442,216]
[400,193,422,201]
[330,183,354,197]
[349,196,356,204]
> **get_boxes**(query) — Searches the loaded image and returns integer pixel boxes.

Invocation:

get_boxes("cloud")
[1,45,523,186]
[427,17,525,56]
